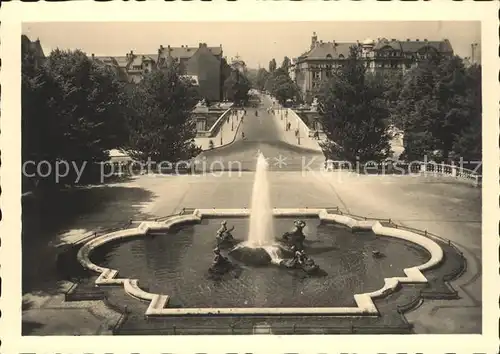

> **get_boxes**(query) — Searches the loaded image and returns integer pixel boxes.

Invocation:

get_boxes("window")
[312,71,320,80]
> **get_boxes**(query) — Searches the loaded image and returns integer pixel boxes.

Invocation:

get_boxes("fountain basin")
[83,212,440,313]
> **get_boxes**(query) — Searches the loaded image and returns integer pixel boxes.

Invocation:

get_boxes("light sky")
[22,22,481,68]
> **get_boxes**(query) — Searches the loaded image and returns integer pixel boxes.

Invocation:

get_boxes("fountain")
[229,153,283,265]
[248,153,275,246]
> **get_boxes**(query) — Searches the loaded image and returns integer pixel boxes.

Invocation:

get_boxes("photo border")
[1,2,498,354]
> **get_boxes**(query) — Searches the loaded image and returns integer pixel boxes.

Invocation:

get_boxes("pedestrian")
[242,131,245,139]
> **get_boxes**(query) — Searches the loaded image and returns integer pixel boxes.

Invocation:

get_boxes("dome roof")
[362,38,375,45]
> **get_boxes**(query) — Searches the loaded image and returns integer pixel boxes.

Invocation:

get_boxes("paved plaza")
[22,94,481,335]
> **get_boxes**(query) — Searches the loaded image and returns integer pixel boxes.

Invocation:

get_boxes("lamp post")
[471,43,478,65]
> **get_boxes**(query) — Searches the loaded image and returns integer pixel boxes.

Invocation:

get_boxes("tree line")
[247,56,300,105]
[22,47,251,191]
[316,47,481,164]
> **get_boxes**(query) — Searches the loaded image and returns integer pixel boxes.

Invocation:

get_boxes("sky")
[22,22,481,69]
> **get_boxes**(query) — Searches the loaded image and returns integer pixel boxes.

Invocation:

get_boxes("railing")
[324,160,481,186]
[287,108,312,137]
[195,108,233,138]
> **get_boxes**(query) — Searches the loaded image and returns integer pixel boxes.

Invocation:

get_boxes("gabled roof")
[21,34,45,58]
[373,39,402,51]
[130,56,143,67]
[94,56,117,65]
[159,45,222,59]
[399,39,453,53]
[142,54,157,62]
[114,56,130,68]
[300,42,358,60]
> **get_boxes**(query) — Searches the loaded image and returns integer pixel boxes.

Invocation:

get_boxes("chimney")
[91,53,95,60]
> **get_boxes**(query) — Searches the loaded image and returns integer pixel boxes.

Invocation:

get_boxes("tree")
[268,68,298,104]
[223,69,251,105]
[397,55,473,161]
[22,48,127,187]
[269,58,277,73]
[281,56,291,72]
[220,57,232,100]
[451,64,482,163]
[368,70,404,128]
[318,46,391,162]
[124,64,201,162]
[255,68,270,91]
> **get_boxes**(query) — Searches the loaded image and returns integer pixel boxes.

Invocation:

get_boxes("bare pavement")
[22,94,482,335]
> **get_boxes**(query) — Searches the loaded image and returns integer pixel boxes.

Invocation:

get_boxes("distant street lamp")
[471,43,478,65]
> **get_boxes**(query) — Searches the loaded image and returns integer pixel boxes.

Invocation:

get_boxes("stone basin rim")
[76,208,445,317]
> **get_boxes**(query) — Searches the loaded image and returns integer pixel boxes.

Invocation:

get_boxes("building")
[157,43,225,102]
[93,51,157,84]
[93,43,228,101]
[288,58,297,83]
[294,32,454,103]
[21,35,46,68]
[230,54,247,74]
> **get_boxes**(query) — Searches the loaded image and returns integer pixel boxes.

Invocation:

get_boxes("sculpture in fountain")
[216,220,236,247]
[214,153,322,274]
[281,219,307,251]
[208,247,233,275]
[279,247,320,274]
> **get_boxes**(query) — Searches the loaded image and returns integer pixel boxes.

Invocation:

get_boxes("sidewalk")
[194,110,244,150]
[270,108,323,152]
